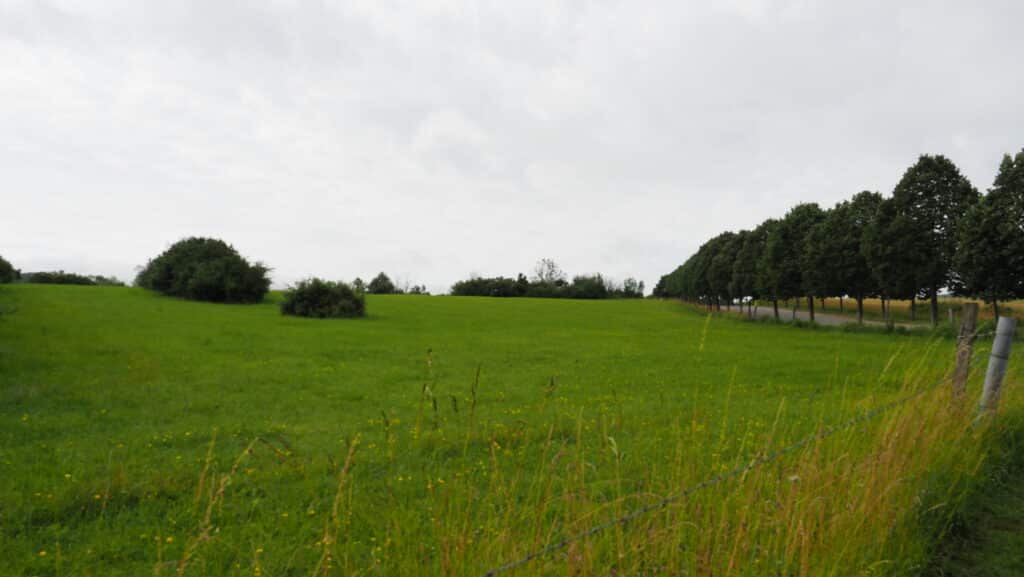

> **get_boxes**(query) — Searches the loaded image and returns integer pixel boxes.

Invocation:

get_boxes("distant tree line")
[451,259,644,299]
[351,272,428,295]
[23,271,124,286]
[653,151,1024,324]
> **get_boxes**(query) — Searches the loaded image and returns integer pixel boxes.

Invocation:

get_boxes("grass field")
[1,285,1021,576]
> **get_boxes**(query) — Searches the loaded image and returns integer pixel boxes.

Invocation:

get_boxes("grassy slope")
[0,285,1015,576]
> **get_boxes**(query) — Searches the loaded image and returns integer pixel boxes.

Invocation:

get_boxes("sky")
[2,0,1023,293]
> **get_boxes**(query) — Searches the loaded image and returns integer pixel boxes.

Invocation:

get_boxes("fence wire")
[479,366,970,577]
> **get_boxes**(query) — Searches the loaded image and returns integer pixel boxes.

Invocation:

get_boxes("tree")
[533,258,566,285]
[891,155,980,324]
[801,207,841,314]
[804,192,883,323]
[352,277,366,293]
[708,232,740,310]
[954,150,1024,317]
[862,198,919,325]
[731,222,774,316]
[621,277,644,298]
[0,255,19,283]
[368,272,397,294]
[761,203,825,320]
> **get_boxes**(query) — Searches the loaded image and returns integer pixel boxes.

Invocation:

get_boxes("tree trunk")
[773,299,779,320]
[856,296,864,324]
[910,295,916,322]
[820,297,826,311]
[809,295,816,322]
[715,296,721,312]
[792,297,798,320]
[930,291,939,327]
[993,300,1000,320]
[839,296,845,313]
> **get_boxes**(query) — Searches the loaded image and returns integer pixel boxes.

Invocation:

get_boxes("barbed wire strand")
[479,370,962,577]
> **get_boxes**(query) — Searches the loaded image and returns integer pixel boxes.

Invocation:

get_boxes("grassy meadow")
[1,285,1021,576]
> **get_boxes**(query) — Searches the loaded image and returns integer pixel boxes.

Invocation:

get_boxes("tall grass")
[164,341,1019,576]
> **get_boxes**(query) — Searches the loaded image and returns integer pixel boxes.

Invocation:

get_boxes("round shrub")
[135,237,270,303]
[281,278,365,318]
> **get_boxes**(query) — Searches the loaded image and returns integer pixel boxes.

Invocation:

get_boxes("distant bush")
[565,275,609,299]
[368,272,397,295]
[135,237,270,303]
[25,271,96,285]
[0,255,17,283]
[452,275,529,297]
[281,278,365,319]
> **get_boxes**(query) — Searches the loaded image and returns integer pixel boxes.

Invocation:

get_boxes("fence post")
[977,316,1017,415]
[952,303,979,401]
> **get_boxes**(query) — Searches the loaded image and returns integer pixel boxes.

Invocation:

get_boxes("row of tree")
[451,259,645,299]
[352,273,428,295]
[653,151,1024,324]
[0,262,126,287]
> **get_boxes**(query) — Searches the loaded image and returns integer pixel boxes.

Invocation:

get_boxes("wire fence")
[478,336,1000,577]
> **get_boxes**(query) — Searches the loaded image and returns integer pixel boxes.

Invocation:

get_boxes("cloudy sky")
[2,1,1022,293]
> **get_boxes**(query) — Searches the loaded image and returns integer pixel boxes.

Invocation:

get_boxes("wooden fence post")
[977,316,1017,415]
[952,303,978,401]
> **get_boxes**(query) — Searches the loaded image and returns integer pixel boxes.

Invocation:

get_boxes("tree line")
[652,151,1024,325]
[451,258,644,299]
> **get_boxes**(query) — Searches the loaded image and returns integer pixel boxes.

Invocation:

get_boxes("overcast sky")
[2,1,1022,293]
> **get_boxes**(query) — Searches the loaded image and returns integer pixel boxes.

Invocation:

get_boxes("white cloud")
[2,0,1023,293]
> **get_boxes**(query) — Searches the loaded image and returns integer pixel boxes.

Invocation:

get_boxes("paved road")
[736,304,924,329]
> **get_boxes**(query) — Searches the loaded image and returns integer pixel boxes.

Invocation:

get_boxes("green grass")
[0,285,1020,576]
[927,422,1024,577]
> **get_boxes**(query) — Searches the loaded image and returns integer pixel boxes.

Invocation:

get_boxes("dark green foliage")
[761,203,825,301]
[89,275,126,286]
[352,277,366,294]
[616,278,645,299]
[280,278,366,319]
[135,237,270,303]
[804,192,883,308]
[734,219,777,303]
[24,271,96,285]
[862,198,919,303]
[708,231,740,306]
[0,255,17,283]
[565,274,608,299]
[891,155,979,319]
[452,271,639,299]
[452,276,527,297]
[368,272,397,295]
[954,151,1024,308]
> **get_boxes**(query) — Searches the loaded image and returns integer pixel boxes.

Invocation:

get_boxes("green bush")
[0,255,17,283]
[135,237,270,303]
[280,278,365,318]
[368,272,397,294]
